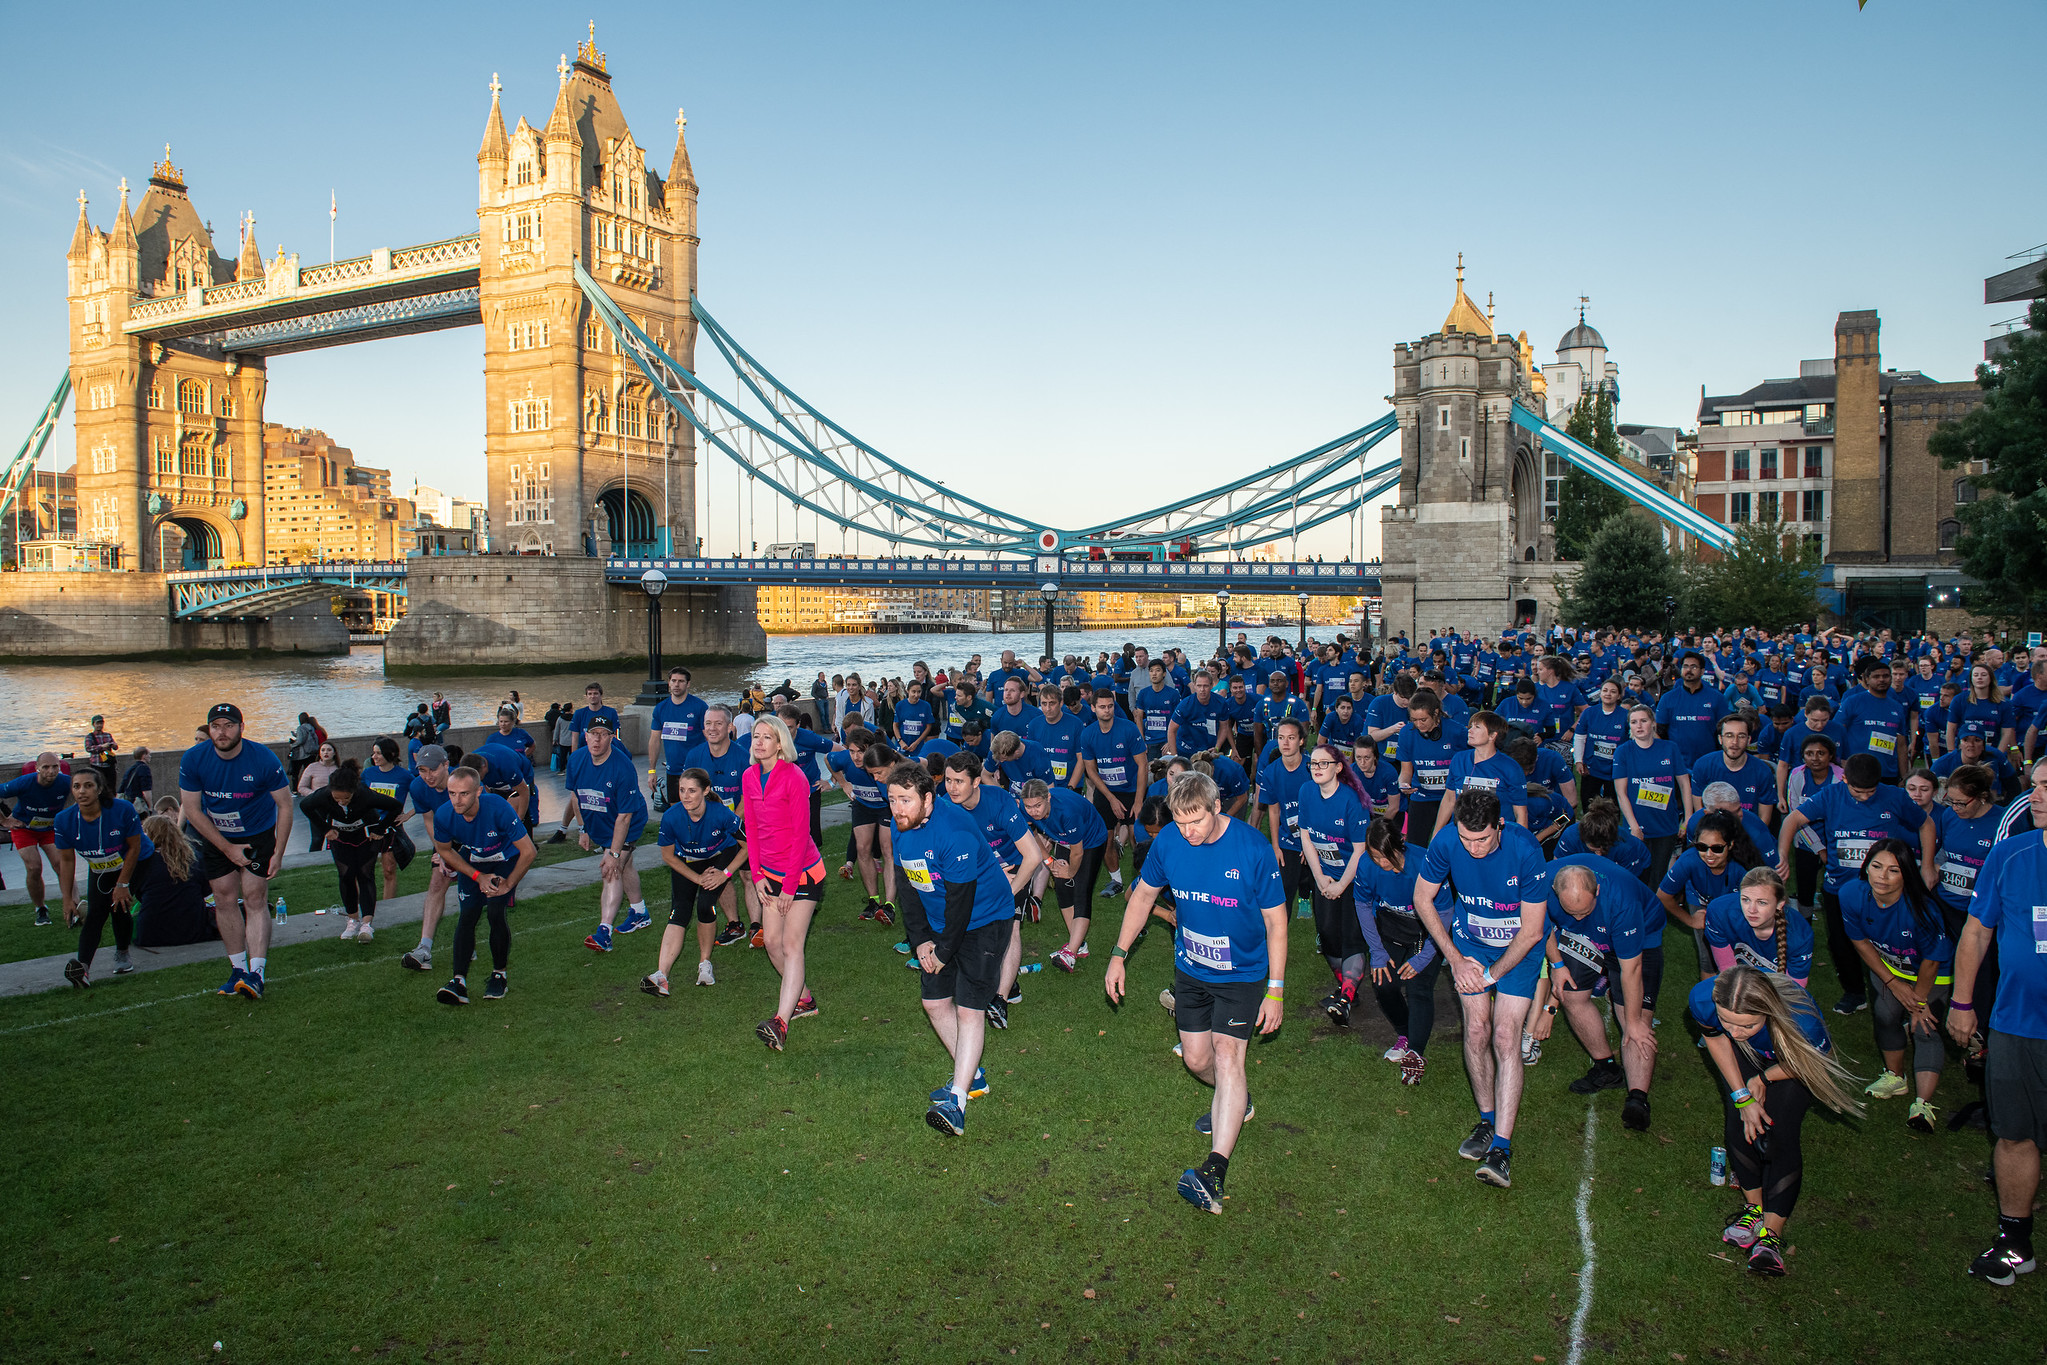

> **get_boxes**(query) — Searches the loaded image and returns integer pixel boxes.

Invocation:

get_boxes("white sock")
[249,957,266,976]
[454,974,466,986]
[418,936,433,951]
[630,900,647,916]
[652,969,668,983]
[229,951,249,970]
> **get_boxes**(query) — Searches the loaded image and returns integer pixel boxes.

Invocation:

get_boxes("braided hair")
[1738,865,1791,973]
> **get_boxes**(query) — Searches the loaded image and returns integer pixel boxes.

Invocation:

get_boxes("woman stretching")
[1840,837,1951,1130]
[300,760,405,943]
[364,738,411,900]
[1357,816,1440,1084]
[747,716,826,1051]
[1691,966,1864,1275]
[55,768,149,988]
[1294,744,1372,1024]
[1702,867,1815,985]
[297,741,339,851]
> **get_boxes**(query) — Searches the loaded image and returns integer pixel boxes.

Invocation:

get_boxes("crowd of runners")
[7,624,2045,1287]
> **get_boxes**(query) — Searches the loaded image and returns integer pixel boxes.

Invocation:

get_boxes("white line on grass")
[1566,1098,1598,1365]
[0,917,588,1036]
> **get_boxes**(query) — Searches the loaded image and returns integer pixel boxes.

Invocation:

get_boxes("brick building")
[261,425,416,563]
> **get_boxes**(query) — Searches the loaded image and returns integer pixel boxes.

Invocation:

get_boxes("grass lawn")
[1,822,2038,1363]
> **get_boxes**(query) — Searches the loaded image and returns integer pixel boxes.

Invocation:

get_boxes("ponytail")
[1712,967,1865,1117]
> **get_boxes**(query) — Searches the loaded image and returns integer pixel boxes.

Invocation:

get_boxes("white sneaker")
[1521,1031,1543,1065]
[358,922,374,942]
[1382,1038,1410,1062]
[1172,1041,1184,1057]
[401,946,432,972]
[1159,987,1177,1013]
[696,960,715,987]
[340,918,360,940]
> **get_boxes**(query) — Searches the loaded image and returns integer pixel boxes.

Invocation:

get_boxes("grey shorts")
[1986,1029,2047,1150]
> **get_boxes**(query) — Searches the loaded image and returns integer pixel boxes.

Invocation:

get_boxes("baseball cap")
[415,744,449,768]
[207,703,243,724]
[585,714,618,733]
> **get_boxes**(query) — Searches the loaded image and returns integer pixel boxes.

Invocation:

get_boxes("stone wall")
[1887,383,1983,563]
[0,571,348,663]
[384,557,763,674]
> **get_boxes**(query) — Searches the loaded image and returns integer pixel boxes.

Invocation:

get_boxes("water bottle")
[1709,1145,1728,1186]
[274,896,288,926]
[1020,962,1044,975]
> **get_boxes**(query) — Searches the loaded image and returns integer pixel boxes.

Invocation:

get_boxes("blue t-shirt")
[1659,848,1748,915]
[651,695,710,768]
[1690,753,1776,814]
[1366,694,1409,761]
[827,749,885,808]
[1968,833,2047,1039]
[1613,738,1686,839]
[567,745,649,827]
[1142,816,1285,984]
[432,791,527,866]
[1495,694,1550,740]
[0,770,72,830]
[362,762,408,804]
[945,786,1034,868]
[1295,783,1369,872]
[1024,710,1088,786]
[177,741,289,839]
[407,774,451,823]
[1835,689,1911,780]
[1209,753,1252,810]
[892,699,937,747]
[1355,758,1401,815]
[1794,781,1926,892]
[1839,879,1952,980]
[1255,693,1311,734]
[1170,694,1234,757]
[1932,748,2017,799]
[1536,681,1582,737]
[572,704,621,741]
[487,726,538,758]
[1552,825,1653,883]
[1578,704,1630,780]
[52,798,153,869]
[1547,851,1656,967]
[1444,750,1529,822]
[1419,822,1550,957]
[1931,804,2003,916]
[1902,673,1946,727]
[1077,715,1145,792]
[1027,785,1108,850]
[1689,977,1832,1061]
[1656,684,1731,767]
[1947,695,2015,744]
[473,741,536,804]
[1133,685,1180,744]
[987,705,1037,745]
[1703,890,1816,980]
[1256,755,1314,852]
[659,799,743,860]
[1396,721,1466,802]
[682,740,748,809]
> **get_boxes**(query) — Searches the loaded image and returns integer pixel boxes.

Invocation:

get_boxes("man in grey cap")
[400,745,460,971]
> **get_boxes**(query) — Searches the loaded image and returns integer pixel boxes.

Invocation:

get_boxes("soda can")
[1709,1146,1729,1186]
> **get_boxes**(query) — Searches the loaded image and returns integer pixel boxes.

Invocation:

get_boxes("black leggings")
[332,839,383,919]
[1277,848,1309,909]
[1644,834,1680,890]
[1051,842,1106,916]
[1723,1077,1814,1219]
[1405,797,1442,844]
[1310,874,1366,992]
[453,891,513,979]
[1818,890,1862,999]
[76,869,132,968]
[1369,911,1443,1054]
[1578,775,1616,808]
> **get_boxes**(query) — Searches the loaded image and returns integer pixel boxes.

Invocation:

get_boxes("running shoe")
[1159,987,1177,1013]
[1327,995,1351,1027]
[1475,1148,1512,1189]
[1075,942,1090,958]
[216,969,244,996]
[714,922,749,948]
[1522,1031,1543,1065]
[358,922,374,942]
[838,863,855,881]
[340,918,360,940]
[1176,1167,1224,1214]
[33,906,51,927]
[967,1066,990,1099]
[1105,875,1125,898]
[1968,1234,2038,1286]
[1722,1203,1764,1250]
[619,907,653,935]
[1172,1041,1183,1057]
[875,902,896,928]
[113,949,133,975]
[1050,947,1079,973]
[791,995,820,1021]
[755,1015,788,1051]
[1906,1097,1939,1132]
[1382,1037,1411,1063]
[437,978,469,1006]
[904,955,920,969]
[1024,894,1042,924]
[1832,993,1868,1016]
[1006,984,1023,1005]
[696,961,715,987]
[235,972,265,1001]
[402,947,432,972]
[1569,1059,1626,1094]
[926,1092,966,1137]
[483,972,508,1001]
[1194,1096,1254,1136]
[63,958,89,990]
[893,941,912,955]
[986,997,1009,1030]
[1399,1050,1427,1086]
[1864,1069,1909,1100]
[1622,1091,1651,1132]
[585,924,615,953]
[749,926,766,949]
[859,898,879,921]
[641,973,671,998]
[1747,1228,1787,1276]
[1457,1120,1496,1161]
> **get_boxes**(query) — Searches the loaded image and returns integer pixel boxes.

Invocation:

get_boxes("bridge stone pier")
[0,571,346,663]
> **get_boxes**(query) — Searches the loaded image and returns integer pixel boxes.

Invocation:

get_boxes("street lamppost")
[1297,591,1310,654]
[635,568,669,706]
[1663,593,1678,646]
[1040,581,1059,665]
[1215,588,1231,661]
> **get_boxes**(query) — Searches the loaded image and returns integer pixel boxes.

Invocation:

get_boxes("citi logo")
[1224,869,1240,880]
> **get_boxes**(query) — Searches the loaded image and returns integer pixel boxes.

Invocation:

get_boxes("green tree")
[1552,390,1633,561]
[1557,512,1683,631]
[1684,522,1822,632]
[1928,284,2047,632]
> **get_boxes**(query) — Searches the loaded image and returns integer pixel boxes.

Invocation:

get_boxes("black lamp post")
[1663,593,1678,646]
[1040,581,1059,665]
[1216,588,1231,661]
[1297,591,1310,654]
[635,568,668,706]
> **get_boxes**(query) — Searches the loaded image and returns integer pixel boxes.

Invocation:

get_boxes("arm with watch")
[1527,946,1560,1041]
[1700,1028,1782,1143]
[434,830,536,901]
[1945,916,1993,1048]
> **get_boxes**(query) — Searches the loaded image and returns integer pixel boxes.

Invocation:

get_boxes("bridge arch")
[1509,442,1545,564]
[153,509,238,570]
[594,483,660,558]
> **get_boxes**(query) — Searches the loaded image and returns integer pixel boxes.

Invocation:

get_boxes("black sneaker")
[986,997,1009,1030]
[33,907,51,927]
[859,898,879,922]
[483,972,508,1001]
[1456,1120,1495,1161]
[1622,1092,1651,1131]
[713,922,749,948]
[1832,993,1867,1016]
[1569,1060,1626,1094]
[1968,1234,2038,1286]
[1747,1228,1787,1276]
[63,957,89,990]
[1475,1147,1512,1188]
[437,978,470,1006]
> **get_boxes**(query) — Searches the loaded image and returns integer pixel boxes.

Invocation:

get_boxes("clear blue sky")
[4,1,2040,557]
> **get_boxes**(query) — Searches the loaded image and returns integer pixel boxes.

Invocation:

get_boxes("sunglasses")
[1696,841,1729,853]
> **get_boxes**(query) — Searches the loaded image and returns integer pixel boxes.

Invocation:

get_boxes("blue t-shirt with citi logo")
[1140,816,1284,984]
[178,741,289,838]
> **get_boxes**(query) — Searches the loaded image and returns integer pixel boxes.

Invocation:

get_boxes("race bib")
[1634,781,1672,810]
[88,852,124,873]
[1869,732,1896,756]
[1559,927,1603,968]
[899,858,934,892]
[1465,912,1520,946]
[1182,928,1235,973]
[1305,831,1342,866]
[1462,775,1499,793]
[1419,768,1447,792]
[1592,739,1617,761]
[1939,859,1977,894]
[1383,740,1399,760]
[1145,715,1167,738]
[1834,835,1875,868]
[1733,941,1776,972]
[2032,906,2047,954]
[949,710,964,729]
[27,814,55,830]
[1875,943,1918,979]
[660,721,691,741]
[576,787,610,812]
[1099,762,1128,788]
[211,809,246,836]
[1284,810,1299,830]
[1051,760,1068,781]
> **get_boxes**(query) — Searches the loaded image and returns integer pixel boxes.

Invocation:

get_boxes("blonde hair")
[142,813,194,884]
[1738,866,1791,974]
[1166,771,1220,815]
[1713,967,1864,1117]
[751,714,799,764]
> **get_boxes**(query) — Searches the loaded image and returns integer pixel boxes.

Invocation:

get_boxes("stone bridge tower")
[1378,258,1566,641]
[65,153,270,569]
[478,24,700,558]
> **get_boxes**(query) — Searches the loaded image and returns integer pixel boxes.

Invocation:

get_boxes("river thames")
[0,623,1314,754]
